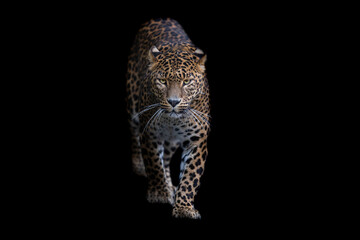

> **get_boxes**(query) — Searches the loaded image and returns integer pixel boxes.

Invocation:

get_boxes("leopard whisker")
[191,109,211,127]
[132,103,161,120]
[192,109,211,119]
[153,108,164,126]
[141,108,162,136]
[188,109,204,129]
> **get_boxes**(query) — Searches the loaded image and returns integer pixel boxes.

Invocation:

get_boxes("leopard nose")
[167,99,181,107]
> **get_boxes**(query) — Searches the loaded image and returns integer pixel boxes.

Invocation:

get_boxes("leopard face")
[147,45,207,118]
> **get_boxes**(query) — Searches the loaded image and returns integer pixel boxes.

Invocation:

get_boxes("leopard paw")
[147,187,175,205]
[172,206,201,219]
[132,157,146,177]
[133,166,146,177]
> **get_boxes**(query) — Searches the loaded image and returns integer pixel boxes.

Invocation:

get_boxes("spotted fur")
[126,18,210,219]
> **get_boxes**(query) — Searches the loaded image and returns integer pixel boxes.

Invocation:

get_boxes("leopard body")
[126,18,210,219]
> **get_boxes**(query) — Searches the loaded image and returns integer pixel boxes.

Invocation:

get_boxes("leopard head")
[147,44,207,117]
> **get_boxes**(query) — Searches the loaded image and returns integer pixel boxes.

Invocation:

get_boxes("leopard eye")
[159,79,166,84]
[183,79,191,85]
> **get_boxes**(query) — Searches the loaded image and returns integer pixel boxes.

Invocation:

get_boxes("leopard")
[126,18,210,219]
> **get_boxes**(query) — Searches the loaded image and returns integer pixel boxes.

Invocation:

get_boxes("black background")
[27,4,325,234]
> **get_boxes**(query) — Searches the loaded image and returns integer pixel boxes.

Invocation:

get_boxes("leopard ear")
[148,46,161,69]
[194,48,207,72]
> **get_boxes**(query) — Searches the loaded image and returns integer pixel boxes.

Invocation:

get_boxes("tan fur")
[126,18,210,219]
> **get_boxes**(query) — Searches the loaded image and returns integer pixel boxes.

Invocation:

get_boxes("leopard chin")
[167,110,183,118]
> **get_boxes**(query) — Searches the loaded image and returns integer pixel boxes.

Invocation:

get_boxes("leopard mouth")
[165,109,185,118]
[169,111,179,117]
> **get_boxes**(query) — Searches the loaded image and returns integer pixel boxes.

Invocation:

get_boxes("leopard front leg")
[141,137,175,205]
[130,133,146,177]
[163,141,180,195]
[172,139,208,219]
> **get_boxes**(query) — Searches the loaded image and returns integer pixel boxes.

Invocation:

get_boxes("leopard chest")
[149,115,196,143]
